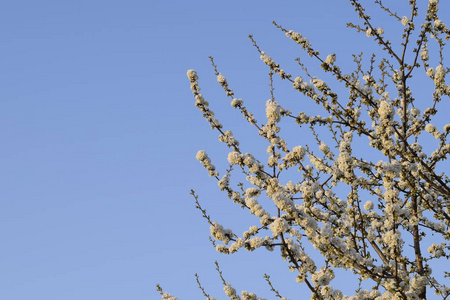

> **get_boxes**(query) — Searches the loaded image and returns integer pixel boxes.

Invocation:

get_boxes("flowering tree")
[158,0,450,299]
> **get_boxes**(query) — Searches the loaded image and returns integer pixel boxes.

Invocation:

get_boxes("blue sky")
[0,0,449,299]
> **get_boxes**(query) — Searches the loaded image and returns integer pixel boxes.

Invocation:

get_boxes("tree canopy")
[159,1,450,299]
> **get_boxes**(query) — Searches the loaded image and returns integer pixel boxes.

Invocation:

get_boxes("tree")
[158,0,450,299]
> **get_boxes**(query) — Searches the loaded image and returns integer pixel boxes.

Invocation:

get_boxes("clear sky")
[1,1,449,299]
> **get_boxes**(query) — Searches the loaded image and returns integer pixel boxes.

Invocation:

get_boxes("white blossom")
[411,107,420,116]
[364,200,374,211]
[231,98,244,108]
[186,69,198,81]
[311,267,334,286]
[196,150,208,161]
[435,64,445,85]
[319,141,330,154]
[265,100,281,123]
[210,222,233,244]
[270,217,289,237]
[161,293,179,300]
[425,124,437,133]
[378,100,394,120]
[249,237,265,248]
[224,283,239,299]
[292,146,306,159]
[228,151,243,165]
[420,48,429,61]
[401,16,409,26]
[325,54,336,64]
